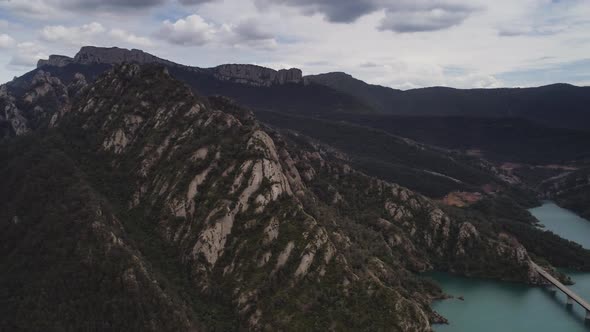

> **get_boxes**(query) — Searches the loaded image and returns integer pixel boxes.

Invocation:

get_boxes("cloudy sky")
[0,0,589,89]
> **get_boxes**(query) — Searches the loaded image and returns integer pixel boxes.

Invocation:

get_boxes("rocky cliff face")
[0,69,84,138]
[1,85,29,137]
[37,46,179,68]
[0,63,549,331]
[74,46,180,67]
[51,63,434,330]
[212,64,303,87]
[36,46,303,88]
[37,54,75,68]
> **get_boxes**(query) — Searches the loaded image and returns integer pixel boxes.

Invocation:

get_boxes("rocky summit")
[37,46,180,68]
[36,46,303,88]
[212,64,302,87]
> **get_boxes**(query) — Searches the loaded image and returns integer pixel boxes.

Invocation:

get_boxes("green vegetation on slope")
[0,135,208,331]
[257,109,498,198]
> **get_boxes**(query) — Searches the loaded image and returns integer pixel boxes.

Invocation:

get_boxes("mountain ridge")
[305,72,590,130]
[37,46,303,87]
[37,47,587,91]
[4,61,581,331]
[11,46,590,197]
[32,46,590,131]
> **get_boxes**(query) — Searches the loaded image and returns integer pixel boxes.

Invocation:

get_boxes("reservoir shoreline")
[431,201,590,331]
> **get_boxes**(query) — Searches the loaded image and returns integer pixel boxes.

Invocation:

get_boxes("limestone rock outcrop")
[211,64,303,86]
[37,46,179,68]
[74,46,179,67]
[1,69,78,136]
[37,54,74,68]
[36,46,304,88]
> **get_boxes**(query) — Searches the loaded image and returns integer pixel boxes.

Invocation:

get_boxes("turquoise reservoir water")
[529,202,590,249]
[432,202,590,331]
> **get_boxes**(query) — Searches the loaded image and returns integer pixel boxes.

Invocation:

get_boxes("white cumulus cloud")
[157,14,216,46]
[8,42,47,68]
[0,33,16,48]
[156,14,276,49]
[40,22,105,45]
[39,22,153,48]
[109,29,153,47]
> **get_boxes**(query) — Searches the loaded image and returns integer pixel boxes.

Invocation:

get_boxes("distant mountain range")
[3,46,589,196]
[34,46,590,130]
[306,72,590,130]
[37,46,303,87]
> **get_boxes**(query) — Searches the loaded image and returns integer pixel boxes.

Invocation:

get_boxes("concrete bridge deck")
[533,262,590,319]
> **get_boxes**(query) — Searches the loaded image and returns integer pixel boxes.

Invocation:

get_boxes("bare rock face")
[37,46,179,68]
[211,64,303,87]
[37,55,74,68]
[48,63,435,331]
[2,98,29,136]
[1,85,28,137]
[70,73,88,91]
[1,69,78,136]
[74,46,179,67]
[276,68,303,84]
[24,70,68,104]
[37,47,304,88]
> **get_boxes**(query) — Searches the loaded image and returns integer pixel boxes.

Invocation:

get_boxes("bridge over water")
[533,262,590,322]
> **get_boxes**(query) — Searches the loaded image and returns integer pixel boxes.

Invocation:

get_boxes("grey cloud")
[156,14,278,50]
[0,0,214,16]
[385,1,476,12]
[58,0,165,10]
[178,0,216,5]
[233,19,274,41]
[226,19,278,49]
[0,0,58,17]
[304,0,377,23]
[256,0,378,23]
[61,0,221,10]
[380,5,475,33]
[256,0,480,32]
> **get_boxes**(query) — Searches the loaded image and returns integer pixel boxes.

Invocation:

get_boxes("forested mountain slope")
[306,72,590,130]
[1,63,564,331]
